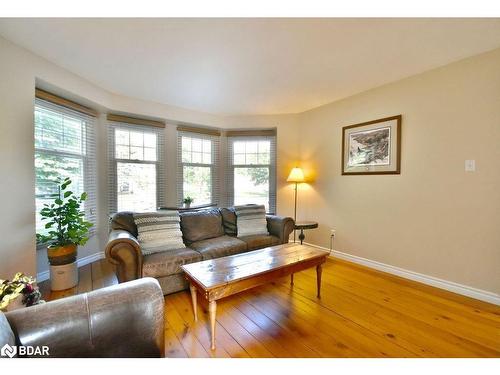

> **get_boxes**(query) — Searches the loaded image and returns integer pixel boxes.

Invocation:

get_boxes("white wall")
[0,36,300,280]
[297,48,500,294]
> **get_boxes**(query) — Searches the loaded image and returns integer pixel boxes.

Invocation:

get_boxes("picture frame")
[342,115,401,175]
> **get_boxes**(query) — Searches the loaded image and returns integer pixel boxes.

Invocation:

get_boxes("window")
[108,121,165,213]
[227,132,276,213]
[177,130,220,206]
[34,98,97,238]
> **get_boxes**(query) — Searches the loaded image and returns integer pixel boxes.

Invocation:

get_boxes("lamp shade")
[287,167,305,183]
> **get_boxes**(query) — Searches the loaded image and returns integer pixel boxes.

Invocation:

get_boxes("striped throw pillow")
[133,211,185,255]
[234,204,269,237]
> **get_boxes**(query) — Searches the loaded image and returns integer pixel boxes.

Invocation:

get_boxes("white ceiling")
[1,18,500,115]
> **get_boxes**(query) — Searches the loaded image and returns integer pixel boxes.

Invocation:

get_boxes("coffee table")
[181,243,328,350]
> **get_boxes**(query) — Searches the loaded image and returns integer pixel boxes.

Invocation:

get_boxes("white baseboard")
[300,241,500,306]
[36,251,105,283]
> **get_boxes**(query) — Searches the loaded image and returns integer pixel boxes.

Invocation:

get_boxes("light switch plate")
[465,160,476,172]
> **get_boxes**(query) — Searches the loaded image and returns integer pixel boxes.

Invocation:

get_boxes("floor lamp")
[287,167,305,243]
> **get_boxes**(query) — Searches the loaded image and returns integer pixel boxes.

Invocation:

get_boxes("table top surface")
[181,243,328,290]
[294,221,319,229]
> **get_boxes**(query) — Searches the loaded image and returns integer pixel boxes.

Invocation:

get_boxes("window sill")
[36,242,47,251]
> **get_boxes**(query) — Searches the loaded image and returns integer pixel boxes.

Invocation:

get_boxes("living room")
[0,1,499,372]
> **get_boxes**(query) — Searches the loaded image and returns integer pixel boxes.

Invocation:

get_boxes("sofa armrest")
[5,278,164,357]
[266,215,295,244]
[105,229,143,283]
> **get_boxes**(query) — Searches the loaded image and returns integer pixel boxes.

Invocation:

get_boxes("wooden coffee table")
[181,243,328,350]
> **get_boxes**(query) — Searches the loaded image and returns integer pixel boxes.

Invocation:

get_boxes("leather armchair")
[2,278,164,358]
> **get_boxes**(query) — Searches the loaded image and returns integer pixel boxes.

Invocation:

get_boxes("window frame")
[177,131,220,207]
[34,98,97,243]
[226,135,277,214]
[108,122,166,214]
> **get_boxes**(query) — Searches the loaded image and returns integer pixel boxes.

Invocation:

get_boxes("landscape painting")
[342,115,401,175]
[348,127,391,167]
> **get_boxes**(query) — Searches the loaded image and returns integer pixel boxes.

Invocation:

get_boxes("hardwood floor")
[38,257,500,358]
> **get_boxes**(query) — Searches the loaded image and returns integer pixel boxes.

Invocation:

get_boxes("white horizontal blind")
[177,130,221,207]
[108,121,166,214]
[34,98,97,237]
[226,134,277,214]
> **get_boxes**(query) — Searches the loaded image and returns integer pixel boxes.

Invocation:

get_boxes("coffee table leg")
[189,284,198,322]
[290,273,294,286]
[209,300,217,350]
[316,264,322,299]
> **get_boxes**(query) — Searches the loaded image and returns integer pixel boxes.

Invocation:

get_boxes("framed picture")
[342,115,401,175]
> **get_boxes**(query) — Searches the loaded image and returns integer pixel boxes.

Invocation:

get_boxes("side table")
[294,221,319,245]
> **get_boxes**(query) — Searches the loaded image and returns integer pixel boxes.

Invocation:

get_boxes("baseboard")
[300,241,500,306]
[36,251,105,283]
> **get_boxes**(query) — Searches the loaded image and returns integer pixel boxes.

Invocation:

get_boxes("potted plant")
[183,196,194,208]
[36,177,93,267]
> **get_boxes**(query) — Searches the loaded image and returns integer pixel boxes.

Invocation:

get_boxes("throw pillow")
[234,204,269,237]
[133,211,185,255]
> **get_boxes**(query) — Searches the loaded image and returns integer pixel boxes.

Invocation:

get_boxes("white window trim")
[177,131,220,207]
[107,121,166,214]
[226,135,277,214]
[34,98,97,245]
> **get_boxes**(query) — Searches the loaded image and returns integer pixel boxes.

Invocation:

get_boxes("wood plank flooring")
[38,257,500,358]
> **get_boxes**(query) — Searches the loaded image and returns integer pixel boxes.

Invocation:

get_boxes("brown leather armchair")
[1,278,164,358]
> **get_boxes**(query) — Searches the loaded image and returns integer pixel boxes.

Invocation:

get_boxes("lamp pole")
[293,181,298,243]
[287,166,305,244]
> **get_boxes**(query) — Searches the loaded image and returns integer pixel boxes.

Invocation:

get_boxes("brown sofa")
[1,278,164,357]
[105,207,295,295]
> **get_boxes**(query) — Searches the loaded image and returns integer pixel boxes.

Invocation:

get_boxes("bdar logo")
[0,343,49,357]
[1,343,17,358]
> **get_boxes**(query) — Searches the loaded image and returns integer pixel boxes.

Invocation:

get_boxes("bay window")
[108,118,166,213]
[226,130,276,213]
[34,95,97,238]
[177,127,220,207]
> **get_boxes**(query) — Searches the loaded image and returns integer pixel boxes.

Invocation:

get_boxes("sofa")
[0,278,164,358]
[105,207,295,295]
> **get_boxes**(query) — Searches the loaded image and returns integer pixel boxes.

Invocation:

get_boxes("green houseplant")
[36,177,93,266]
[183,196,194,208]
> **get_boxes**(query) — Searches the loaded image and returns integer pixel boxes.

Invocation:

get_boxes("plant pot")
[47,243,77,266]
[184,203,191,208]
[50,262,78,291]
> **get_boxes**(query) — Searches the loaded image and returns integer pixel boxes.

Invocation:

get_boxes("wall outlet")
[465,159,476,172]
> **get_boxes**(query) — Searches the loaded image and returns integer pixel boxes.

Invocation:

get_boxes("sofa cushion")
[110,211,138,237]
[134,211,185,255]
[180,209,224,245]
[238,234,280,251]
[234,204,269,237]
[143,248,202,278]
[189,235,247,260]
